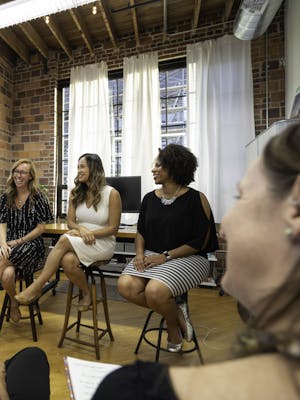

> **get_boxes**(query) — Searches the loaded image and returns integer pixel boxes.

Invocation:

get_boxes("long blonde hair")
[6,159,39,208]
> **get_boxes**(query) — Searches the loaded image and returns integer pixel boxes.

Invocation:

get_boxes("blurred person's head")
[221,123,300,336]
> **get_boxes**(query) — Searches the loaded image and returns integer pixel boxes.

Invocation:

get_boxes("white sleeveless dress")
[64,185,116,266]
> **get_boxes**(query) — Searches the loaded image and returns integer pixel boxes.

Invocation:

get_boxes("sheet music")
[64,356,120,400]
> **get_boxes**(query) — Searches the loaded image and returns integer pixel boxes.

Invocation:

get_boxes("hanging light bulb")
[92,5,97,15]
[45,15,50,24]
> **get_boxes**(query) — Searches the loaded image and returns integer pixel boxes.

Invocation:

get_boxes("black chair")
[0,270,43,341]
[57,261,114,360]
[134,295,204,364]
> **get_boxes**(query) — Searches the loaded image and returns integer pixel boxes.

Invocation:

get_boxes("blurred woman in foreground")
[94,123,300,399]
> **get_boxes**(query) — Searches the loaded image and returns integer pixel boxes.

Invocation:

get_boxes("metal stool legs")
[134,310,204,364]
[58,266,114,359]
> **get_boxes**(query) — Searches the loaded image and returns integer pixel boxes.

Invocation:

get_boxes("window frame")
[56,58,187,217]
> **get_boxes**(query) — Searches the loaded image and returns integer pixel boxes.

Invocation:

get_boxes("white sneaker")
[178,302,193,342]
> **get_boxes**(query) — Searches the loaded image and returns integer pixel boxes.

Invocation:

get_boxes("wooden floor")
[0,274,245,399]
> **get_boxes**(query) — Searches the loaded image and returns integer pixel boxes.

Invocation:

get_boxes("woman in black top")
[0,158,53,323]
[118,144,218,352]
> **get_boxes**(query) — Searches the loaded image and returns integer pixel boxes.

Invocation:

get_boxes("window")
[108,74,123,176]
[160,61,187,147]
[56,81,70,217]
[57,59,187,216]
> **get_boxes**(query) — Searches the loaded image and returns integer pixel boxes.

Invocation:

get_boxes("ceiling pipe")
[233,0,283,40]
[111,0,161,13]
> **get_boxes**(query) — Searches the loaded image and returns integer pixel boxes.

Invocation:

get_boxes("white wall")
[285,0,300,117]
[245,118,300,166]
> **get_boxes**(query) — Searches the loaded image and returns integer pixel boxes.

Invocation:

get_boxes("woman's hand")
[0,243,11,259]
[133,254,146,271]
[7,239,20,248]
[78,226,96,245]
[143,254,166,269]
[66,229,81,237]
[66,227,96,245]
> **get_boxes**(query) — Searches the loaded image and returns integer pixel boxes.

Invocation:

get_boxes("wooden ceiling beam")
[44,16,73,60]
[130,0,140,47]
[97,0,117,48]
[19,22,49,59]
[69,8,94,56]
[0,27,30,64]
[223,0,235,21]
[163,0,167,42]
[193,0,202,30]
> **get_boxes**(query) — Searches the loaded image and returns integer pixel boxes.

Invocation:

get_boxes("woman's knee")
[117,275,131,296]
[117,275,144,298]
[1,267,15,286]
[61,252,79,272]
[56,235,72,251]
[145,281,172,308]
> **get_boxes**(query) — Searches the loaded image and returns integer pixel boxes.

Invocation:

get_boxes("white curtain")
[122,52,161,198]
[187,35,255,222]
[68,62,111,191]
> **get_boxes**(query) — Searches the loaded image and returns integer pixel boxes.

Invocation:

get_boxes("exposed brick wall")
[251,4,285,133]
[0,6,285,206]
[0,55,13,191]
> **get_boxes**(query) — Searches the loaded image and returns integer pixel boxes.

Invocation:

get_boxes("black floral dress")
[0,192,53,275]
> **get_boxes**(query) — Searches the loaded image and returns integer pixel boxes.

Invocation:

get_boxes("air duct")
[233,0,283,40]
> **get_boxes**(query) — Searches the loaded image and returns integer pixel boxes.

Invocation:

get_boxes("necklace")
[16,194,28,207]
[16,199,24,208]
[160,186,181,206]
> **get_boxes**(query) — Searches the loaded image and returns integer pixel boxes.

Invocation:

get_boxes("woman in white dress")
[15,153,121,311]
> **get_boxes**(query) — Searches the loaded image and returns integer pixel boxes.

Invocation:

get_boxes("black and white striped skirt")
[122,250,209,297]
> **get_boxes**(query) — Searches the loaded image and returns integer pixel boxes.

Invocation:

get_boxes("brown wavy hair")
[70,153,106,211]
[6,159,39,208]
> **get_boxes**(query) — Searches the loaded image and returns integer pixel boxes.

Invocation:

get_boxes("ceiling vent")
[233,0,283,40]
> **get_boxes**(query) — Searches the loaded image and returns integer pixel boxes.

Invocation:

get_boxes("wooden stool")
[0,272,43,342]
[134,309,204,364]
[57,261,114,359]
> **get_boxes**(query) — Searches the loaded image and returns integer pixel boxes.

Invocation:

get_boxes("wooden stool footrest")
[57,262,114,359]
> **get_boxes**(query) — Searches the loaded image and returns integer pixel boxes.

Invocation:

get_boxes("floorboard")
[0,273,245,399]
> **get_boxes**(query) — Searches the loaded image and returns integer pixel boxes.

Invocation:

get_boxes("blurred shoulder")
[170,354,300,400]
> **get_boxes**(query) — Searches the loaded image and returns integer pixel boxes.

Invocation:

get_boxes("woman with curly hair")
[118,144,218,352]
[16,153,121,311]
[0,158,53,323]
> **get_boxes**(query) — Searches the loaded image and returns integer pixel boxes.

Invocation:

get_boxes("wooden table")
[44,222,137,239]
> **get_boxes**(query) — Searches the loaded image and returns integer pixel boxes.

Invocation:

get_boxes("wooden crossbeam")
[193,0,202,30]
[130,0,140,47]
[69,8,94,56]
[19,22,49,59]
[97,0,118,48]
[44,16,73,60]
[0,27,30,64]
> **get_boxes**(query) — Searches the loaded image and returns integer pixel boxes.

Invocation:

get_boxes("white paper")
[64,356,120,400]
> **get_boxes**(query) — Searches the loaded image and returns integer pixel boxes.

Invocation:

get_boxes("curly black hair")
[157,144,198,186]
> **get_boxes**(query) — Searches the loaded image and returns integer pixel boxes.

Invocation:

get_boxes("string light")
[92,5,97,14]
